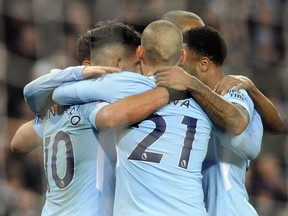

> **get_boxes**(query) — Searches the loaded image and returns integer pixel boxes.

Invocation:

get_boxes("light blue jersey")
[114,101,212,216]
[52,71,213,216]
[202,88,263,216]
[53,71,156,105]
[35,103,116,216]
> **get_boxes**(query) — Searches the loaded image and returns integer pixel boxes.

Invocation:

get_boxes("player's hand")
[214,75,255,95]
[155,66,191,91]
[82,66,121,78]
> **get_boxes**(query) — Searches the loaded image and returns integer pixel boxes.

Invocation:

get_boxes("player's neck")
[141,63,157,76]
[208,68,225,89]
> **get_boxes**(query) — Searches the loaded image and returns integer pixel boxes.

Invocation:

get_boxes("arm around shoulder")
[248,85,285,134]
[96,87,169,131]
[214,75,285,134]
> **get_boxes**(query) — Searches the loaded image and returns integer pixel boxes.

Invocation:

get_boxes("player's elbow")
[230,123,248,135]
[11,134,40,154]
[52,89,62,105]
[96,109,120,131]
[11,139,28,154]
[225,118,248,135]
[229,110,250,135]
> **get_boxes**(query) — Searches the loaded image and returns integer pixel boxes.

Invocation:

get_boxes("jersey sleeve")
[230,110,263,159]
[217,88,263,159]
[81,101,110,131]
[33,117,44,138]
[222,87,254,117]
[215,110,263,160]
[52,72,156,105]
[24,66,85,117]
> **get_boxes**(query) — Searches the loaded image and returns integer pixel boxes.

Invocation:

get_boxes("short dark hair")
[90,21,141,53]
[76,20,140,64]
[183,26,227,66]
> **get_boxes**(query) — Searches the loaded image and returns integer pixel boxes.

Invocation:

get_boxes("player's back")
[202,109,263,216]
[114,98,212,216]
[41,103,115,216]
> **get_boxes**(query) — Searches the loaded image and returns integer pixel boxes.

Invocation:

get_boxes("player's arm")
[11,120,42,154]
[95,87,170,130]
[24,66,119,117]
[214,75,285,134]
[156,66,249,135]
[53,72,157,106]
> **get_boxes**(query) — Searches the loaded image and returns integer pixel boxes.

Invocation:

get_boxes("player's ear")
[136,46,144,59]
[179,49,187,64]
[199,57,209,72]
[82,59,91,66]
[116,58,121,69]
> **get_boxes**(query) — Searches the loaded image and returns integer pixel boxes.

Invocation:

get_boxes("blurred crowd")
[0,0,287,215]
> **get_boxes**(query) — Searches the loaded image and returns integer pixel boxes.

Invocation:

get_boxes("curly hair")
[183,26,227,66]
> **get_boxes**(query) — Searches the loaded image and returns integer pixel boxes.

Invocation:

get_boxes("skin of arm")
[96,87,170,130]
[214,75,285,134]
[156,67,249,135]
[11,120,41,154]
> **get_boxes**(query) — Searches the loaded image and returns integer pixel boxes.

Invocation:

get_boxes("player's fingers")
[214,81,226,94]
[156,78,169,87]
[219,80,243,95]
[215,81,232,95]
[233,83,243,91]
[214,76,234,91]
[155,71,170,78]
[155,76,165,83]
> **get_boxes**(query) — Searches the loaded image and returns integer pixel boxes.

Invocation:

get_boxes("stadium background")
[0,0,287,215]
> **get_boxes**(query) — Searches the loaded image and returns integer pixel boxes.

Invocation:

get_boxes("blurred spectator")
[248,153,288,216]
